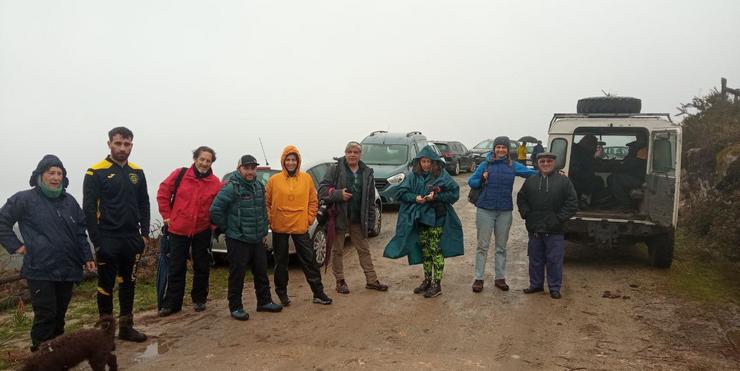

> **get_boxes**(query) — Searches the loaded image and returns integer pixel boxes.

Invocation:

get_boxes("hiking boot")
[336,279,350,294]
[312,292,333,305]
[193,302,206,312]
[523,287,544,294]
[158,307,177,317]
[118,314,147,342]
[230,309,249,321]
[424,280,442,298]
[550,291,562,299]
[256,302,283,312]
[472,279,484,293]
[277,293,291,307]
[365,281,389,291]
[413,278,431,294]
[494,279,510,291]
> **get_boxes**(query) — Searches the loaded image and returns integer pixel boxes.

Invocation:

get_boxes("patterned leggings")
[419,226,444,281]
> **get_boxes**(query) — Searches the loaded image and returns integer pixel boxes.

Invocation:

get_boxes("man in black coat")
[517,152,578,299]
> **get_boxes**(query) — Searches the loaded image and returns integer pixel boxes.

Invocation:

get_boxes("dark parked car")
[470,138,520,167]
[432,140,475,175]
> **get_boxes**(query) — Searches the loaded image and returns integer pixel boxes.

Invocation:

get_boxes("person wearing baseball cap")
[210,154,283,320]
[517,151,578,299]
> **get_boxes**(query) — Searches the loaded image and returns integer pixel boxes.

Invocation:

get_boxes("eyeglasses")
[538,159,555,163]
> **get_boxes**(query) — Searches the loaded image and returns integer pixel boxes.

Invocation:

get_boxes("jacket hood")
[280,145,302,175]
[30,154,69,189]
[413,145,444,165]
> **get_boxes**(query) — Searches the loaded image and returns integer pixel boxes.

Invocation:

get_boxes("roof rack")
[406,131,423,137]
[549,113,676,130]
[369,130,388,136]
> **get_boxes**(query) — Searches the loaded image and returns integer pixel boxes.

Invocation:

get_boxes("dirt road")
[112,177,739,370]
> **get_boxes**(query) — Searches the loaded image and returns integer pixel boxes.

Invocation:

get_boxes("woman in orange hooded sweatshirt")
[266,145,332,306]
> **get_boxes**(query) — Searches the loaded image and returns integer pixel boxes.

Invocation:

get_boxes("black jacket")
[517,172,578,233]
[318,158,376,237]
[83,157,150,247]
[0,155,93,281]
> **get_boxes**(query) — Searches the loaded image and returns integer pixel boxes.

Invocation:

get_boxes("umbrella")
[518,136,538,143]
[156,226,171,310]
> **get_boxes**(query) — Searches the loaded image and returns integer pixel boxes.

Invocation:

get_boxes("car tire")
[647,232,674,268]
[312,226,327,265]
[469,161,476,173]
[368,202,382,237]
[453,161,460,175]
[576,96,642,114]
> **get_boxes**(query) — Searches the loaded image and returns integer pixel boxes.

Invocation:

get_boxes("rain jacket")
[383,146,464,265]
[317,157,376,237]
[210,171,269,243]
[0,155,94,282]
[265,145,318,234]
[468,152,534,211]
[157,165,221,237]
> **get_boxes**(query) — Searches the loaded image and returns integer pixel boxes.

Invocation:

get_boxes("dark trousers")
[162,229,212,310]
[527,232,565,292]
[96,235,144,316]
[27,280,74,347]
[272,232,324,296]
[226,237,273,311]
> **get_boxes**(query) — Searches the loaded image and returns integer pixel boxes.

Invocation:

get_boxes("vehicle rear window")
[362,144,410,166]
[474,140,493,150]
[434,143,450,151]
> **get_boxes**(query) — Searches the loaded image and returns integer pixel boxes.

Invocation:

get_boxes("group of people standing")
[0,127,577,353]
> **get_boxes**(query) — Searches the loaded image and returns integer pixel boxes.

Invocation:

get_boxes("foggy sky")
[2,0,739,221]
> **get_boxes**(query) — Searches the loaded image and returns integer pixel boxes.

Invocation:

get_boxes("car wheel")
[647,232,674,268]
[368,202,382,237]
[469,161,476,172]
[312,227,327,265]
[453,161,460,176]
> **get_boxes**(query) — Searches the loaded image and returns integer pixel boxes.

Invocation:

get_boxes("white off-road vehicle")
[547,97,681,267]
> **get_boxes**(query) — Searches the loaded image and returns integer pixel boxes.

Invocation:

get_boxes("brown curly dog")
[21,315,117,371]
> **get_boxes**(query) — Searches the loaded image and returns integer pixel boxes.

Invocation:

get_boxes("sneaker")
[424,280,442,298]
[312,292,333,305]
[550,291,562,299]
[472,280,483,293]
[523,287,544,294]
[277,293,291,307]
[365,281,388,291]
[256,302,283,312]
[336,279,350,294]
[158,307,177,317]
[193,302,206,312]
[230,309,249,321]
[413,279,431,294]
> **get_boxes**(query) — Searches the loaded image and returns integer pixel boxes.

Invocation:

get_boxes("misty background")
[2,0,739,223]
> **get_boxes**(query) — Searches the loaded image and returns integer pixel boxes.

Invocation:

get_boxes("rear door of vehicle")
[644,129,681,227]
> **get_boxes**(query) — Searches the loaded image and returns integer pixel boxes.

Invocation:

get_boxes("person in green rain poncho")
[383,145,464,298]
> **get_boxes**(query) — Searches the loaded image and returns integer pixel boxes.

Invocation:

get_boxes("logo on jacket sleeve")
[128,173,139,184]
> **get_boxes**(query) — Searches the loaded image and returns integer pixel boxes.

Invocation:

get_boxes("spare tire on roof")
[577,96,641,114]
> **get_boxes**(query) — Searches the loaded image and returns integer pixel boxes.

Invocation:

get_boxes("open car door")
[644,129,681,227]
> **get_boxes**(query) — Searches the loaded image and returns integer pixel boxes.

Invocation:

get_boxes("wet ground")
[97,177,740,370]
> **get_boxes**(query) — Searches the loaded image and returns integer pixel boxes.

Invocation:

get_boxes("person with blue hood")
[468,136,535,293]
[383,145,463,298]
[0,155,96,352]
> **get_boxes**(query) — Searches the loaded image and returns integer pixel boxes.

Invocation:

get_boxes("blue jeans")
[527,232,565,292]
[474,208,513,280]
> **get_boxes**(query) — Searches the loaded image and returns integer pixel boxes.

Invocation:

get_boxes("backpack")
[467,161,487,204]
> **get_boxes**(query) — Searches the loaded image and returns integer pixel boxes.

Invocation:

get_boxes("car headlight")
[387,173,405,185]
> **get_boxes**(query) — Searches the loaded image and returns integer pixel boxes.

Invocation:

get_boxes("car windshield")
[361,144,409,165]
[473,140,493,150]
[434,143,450,151]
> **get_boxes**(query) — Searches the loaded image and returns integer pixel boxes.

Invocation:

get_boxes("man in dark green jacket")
[517,152,578,299]
[210,155,282,320]
[318,141,388,294]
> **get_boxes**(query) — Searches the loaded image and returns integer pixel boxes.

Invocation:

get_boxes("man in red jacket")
[157,146,222,316]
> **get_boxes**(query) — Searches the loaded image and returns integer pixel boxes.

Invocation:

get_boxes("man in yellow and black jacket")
[83,126,150,342]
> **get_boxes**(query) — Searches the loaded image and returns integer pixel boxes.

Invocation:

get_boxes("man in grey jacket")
[517,152,578,299]
[318,141,388,294]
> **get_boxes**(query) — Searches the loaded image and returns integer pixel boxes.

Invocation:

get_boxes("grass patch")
[0,264,234,369]
[665,228,740,305]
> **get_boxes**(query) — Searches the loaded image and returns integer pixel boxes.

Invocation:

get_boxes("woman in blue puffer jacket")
[0,155,96,351]
[468,136,535,293]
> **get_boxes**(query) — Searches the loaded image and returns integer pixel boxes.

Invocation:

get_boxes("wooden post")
[721,77,727,97]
